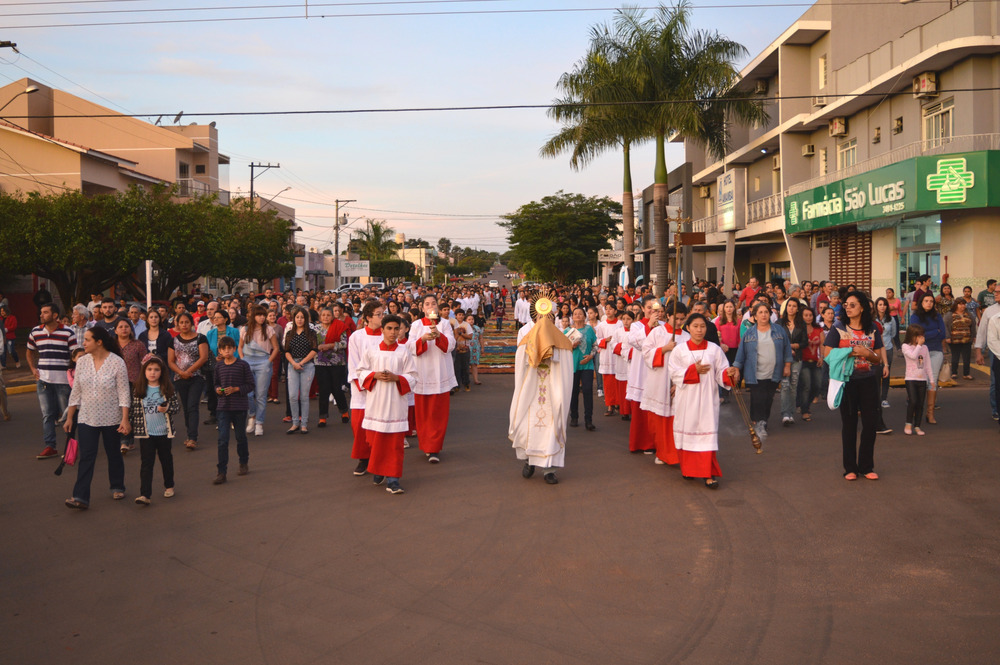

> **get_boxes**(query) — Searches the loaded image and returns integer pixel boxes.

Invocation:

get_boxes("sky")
[2,0,808,252]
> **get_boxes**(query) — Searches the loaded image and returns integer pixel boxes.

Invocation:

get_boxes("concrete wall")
[939,210,1000,294]
[870,228,897,294]
[0,129,82,194]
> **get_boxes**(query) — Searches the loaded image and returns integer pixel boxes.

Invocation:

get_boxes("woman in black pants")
[823,292,887,481]
[166,312,209,451]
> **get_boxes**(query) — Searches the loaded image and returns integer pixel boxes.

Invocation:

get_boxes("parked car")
[365,282,386,292]
[335,283,364,294]
[488,280,499,288]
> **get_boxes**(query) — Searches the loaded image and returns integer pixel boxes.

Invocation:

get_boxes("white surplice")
[508,344,573,469]
[640,325,690,417]
[667,341,731,452]
[594,318,623,375]
[406,318,458,395]
[357,343,417,433]
[625,319,656,402]
[348,327,387,410]
[611,325,631,383]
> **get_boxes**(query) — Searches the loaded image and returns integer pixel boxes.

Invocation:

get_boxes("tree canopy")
[0,185,295,305]
[500,191,621,284]
[353,219,399,260]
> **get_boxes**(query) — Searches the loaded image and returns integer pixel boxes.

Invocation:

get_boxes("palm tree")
[541,40,648,279]
[353,218,398,261]
[602,2,767,294]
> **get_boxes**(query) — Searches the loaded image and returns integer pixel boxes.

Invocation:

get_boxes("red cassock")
[351,408,369,460]
[414,393,450,454]
[649,345,678,465]
[627,401,653,452]
[366,431,406,478]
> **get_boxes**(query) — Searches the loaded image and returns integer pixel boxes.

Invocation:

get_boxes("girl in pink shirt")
[901,324,935,436]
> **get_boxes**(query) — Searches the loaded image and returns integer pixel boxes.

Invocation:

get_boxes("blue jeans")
[37,381,71,446]
[71,423,125,505]
[287,361,315,427]
[245,354,272,424]
[216,410,249,474]
[798,361,823,415]
[6,339,18,364]
[780,360,802,419]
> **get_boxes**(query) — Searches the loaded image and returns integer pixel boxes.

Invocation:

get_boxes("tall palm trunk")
[622,140,635,280]
[652,132,669,297]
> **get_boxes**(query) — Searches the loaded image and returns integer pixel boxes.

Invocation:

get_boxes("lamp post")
[260,186,291,210]
[332,199,356,288]
[0,84,39,116]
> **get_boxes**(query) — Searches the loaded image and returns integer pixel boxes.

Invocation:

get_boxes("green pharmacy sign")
[785,150,1000,233]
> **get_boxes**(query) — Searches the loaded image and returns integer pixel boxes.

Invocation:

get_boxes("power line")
[1,1,972,29]
[3,88,998,120]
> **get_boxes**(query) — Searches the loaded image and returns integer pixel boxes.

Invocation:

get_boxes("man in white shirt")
[196,301,220,337]
[514,291,531,329]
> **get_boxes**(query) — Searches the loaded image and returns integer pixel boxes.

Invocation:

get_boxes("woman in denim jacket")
[731,303,792,436]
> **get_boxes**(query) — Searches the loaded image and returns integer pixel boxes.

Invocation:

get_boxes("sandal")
[802,413,811,421]
[65,498,88,510]
[844,472,858,481]
[963,375,973,380]
[185,439,198,450]
[112,491,126,500]
[863,472,879,481]
[120,445,129,455]
[705,479,719,490]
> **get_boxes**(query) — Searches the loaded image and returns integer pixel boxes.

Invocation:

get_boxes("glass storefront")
[896,214,941,291]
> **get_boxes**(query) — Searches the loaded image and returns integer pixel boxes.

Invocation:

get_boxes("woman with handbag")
[63,326,131,509]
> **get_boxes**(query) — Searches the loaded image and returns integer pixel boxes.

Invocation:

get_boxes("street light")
[260,186,291,210]
[0,84,39,116]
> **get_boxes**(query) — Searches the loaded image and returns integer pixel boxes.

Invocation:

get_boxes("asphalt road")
[2,376,998,665]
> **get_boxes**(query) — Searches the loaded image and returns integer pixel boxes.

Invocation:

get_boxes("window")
[923,99,953,148]
[754,176,760,192]
[195,164,206,175]
[178,162,190,178]
[837,138,857,170]
[818,54,828,90]
[813,232,830,249]
[819,147,828,176]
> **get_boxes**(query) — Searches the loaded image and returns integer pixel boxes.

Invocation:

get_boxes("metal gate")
[828,226,872,293]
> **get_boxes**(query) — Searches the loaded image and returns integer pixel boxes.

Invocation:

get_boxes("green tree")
[404,237,432,249]
[600,2,766,293]
[500,191,621,284]
[542,38,648,280]
[354,219,398,260]
[369,259,416,285]
[436,237,452,259]
[210,197,295,292]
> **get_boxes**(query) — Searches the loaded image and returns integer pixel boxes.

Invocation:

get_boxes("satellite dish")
[154,115,162,126]
[173,111,183,124]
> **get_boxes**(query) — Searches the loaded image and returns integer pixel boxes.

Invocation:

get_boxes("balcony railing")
[786,133,1000,195]
[692,215,717,234]
[176,178,230,205]
[747,192,784,223]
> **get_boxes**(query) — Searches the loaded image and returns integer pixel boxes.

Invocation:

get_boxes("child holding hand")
[130,355,181,504]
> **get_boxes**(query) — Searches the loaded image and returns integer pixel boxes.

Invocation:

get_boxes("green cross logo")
[927,157,974,204]
[787,200,799,226]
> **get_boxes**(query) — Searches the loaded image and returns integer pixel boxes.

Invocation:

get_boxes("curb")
[8,384,37,395]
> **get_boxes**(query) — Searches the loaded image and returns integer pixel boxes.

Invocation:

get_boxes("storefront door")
[896,215,942,291]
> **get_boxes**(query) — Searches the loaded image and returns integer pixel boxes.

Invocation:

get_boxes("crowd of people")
[3,271,999,506]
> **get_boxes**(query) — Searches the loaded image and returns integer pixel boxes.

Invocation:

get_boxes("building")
[659,0,1000,295]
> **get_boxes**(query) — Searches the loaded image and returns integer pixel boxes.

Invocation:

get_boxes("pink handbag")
[63,438,79,466]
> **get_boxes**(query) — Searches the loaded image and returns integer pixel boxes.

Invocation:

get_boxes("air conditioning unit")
[802,144,816,157]
[772,155,781,170]
[872,127,881,144]
[812,96,827,108]
[913,71,938,99]
[754,79,769,94]
[829,117,848,137]
[698,185,711,199]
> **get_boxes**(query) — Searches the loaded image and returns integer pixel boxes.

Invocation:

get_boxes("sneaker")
[881,400,891,409]
[254,424,263,436]
[597,389,604,397]
[135,496,151,505]
[282,416,292,423]
[643,449,654,455]
[163,488,175,498]
[569,418,579,427]
[213,473,227,485]
[543,472,559,485]
[782,417,793,426]
[386,481,405,494]
[464,386,471,392]
[36,446,59,460]
[585,422,596,431]
[654,458,665,465]
[245,416,256,434]
[353,459,369,476]
[238,464,248,476]
[522,462,535,478]
[403,438,411,448]
[428,454,440,464]
[341,413,350,424]
[318,418,327,428]
[372,475,386,486]
[994,413,999,421]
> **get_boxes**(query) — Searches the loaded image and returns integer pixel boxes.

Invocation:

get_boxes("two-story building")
[653,0,999,295]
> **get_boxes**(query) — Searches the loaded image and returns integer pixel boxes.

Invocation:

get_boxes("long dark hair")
[134,354,175,401]
[914,293,940,324]
[838,290,874,332]
[874,297,892,323]
[87,325,122,357]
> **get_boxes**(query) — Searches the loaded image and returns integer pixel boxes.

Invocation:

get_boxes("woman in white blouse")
[63,326,132,510]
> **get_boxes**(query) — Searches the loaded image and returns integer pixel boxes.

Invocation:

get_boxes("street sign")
[598,250,625,262]
[339,259,370,277]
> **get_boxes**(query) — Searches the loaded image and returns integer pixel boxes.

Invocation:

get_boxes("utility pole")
[249,162,279,209]
[333,198,356,288]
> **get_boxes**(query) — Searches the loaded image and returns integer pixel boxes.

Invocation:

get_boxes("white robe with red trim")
[611,325,632,383]
[640,324,690,417]
[594,318,623,375]
[357,342,417,433]
[625,318,656,402]
[667,340,731,452]
[348,326,388,410]
[406,317,458,395]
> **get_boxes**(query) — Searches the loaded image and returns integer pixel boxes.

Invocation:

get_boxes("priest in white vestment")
[509,299,573,485]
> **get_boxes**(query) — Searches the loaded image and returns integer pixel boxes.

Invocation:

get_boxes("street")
[1,377,998,665]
